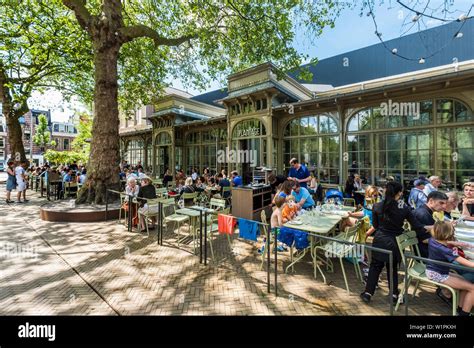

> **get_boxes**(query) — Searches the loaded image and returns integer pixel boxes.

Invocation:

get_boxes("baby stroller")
[324,188,344,204]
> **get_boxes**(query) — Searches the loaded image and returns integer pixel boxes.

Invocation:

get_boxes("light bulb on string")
[455,32,463,38]
[412,14,420,22]
[419,58,425,64]
[392,48,398,54]
[458,14,467,21]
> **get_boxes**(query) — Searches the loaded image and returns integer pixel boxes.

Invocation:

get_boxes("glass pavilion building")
[119,20,474,190]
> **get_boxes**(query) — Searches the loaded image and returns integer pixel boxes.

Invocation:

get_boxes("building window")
[0,137,4,148]
[283,115,339,184]
[63,138,70,150]
[127,139,144,165]
[346,98,473,189]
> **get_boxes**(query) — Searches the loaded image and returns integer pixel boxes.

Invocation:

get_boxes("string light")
[367,1,473,63]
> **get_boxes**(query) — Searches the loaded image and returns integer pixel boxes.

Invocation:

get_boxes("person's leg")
[364,258,385,295]
[6,189,11,201]
[442,274,474,313]
[386,260,399,296]
[17,189,22,202]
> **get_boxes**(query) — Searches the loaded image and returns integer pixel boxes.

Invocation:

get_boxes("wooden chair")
[65,182,78,198]
[395,230,458,315]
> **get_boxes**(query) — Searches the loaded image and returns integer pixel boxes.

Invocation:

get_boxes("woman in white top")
[125,177,140,197]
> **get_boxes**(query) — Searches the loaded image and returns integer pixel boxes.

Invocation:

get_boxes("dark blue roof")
[190,88,227,107]
[289,19,474,87]
[194,20,474,101]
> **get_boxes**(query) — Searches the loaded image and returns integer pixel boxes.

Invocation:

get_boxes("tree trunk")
[4,108,27,163]
[76,42,121,204]
[0,66,27,163]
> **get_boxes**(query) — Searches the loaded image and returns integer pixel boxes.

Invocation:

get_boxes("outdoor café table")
[283,211,344,276]
[455,221,474,259]
[175,207,204,253]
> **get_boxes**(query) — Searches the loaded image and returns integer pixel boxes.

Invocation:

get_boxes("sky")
[29,0,473,122]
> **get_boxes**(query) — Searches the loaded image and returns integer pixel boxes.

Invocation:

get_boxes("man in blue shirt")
[63,169,74,183]
[291,181,315,210]
[288,158,310,189]
[230,170,242,186]
[408,179,428,209]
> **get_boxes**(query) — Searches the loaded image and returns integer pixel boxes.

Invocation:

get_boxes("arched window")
[346,99,474,189]
[283,115,339,184]
[155,132,171,145]
[232,119,266,138]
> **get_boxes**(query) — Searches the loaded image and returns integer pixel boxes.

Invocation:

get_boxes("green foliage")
[0,0,93,110]
[33,113,51,148]
[71,112,92,158]
[44,149,87,165]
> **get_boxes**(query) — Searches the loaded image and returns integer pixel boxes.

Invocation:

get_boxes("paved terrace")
[0,186,451,315]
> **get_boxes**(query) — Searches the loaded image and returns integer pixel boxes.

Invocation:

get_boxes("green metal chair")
[313,220,363,293]
[162,198,190,248]
[182,192,198,207]
[395,230,458,315]
[138,197,165,237]
[155,187,168,198]
[343,198,356,207]
[221,186,232,207]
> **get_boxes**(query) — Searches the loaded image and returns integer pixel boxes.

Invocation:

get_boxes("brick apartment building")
[0,109,77,167]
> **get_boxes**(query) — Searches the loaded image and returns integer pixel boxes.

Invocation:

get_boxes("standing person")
[413,191,448,257]
[15,161,28,203]
[230,171,242,187]
[423,176,442,196]
[408,179,428,209]
[360,181,431,304]
[287,158,310,188]
[5,161,17,203]
[268,173,287,194]
[344,175,356,199]
[136,161,143,170]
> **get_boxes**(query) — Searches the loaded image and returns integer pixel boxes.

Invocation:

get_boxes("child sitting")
[282,195,298,223]
[259,196,287,254]
[426,221,474,316]
[271,196,285,229]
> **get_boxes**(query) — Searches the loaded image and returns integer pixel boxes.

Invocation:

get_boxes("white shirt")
[191,172,198,181]
[15,166,25,183]
[138,172,147,179]
[125,185,139,197]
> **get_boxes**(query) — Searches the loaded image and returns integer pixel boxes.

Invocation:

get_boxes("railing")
[297,233,395,316]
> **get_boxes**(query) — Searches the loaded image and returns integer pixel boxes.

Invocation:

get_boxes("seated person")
[459,182,474,221]
[346,185,378,237]
[291,181,315,210]
[426,221,474,316]
[344,175,356,199]
[408,179,428,209]
[163,169,173,186]
[179,177,196,205]
[63,169,74,183]
[216,173,231,199]
[413,191,448,257]
[282,195,298,223]
[230,170,242,187]
[273,180,293,203]
[137,175,157,230]
[259,196,287,253]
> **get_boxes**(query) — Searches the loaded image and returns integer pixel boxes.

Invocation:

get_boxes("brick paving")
[0,186,452,315]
